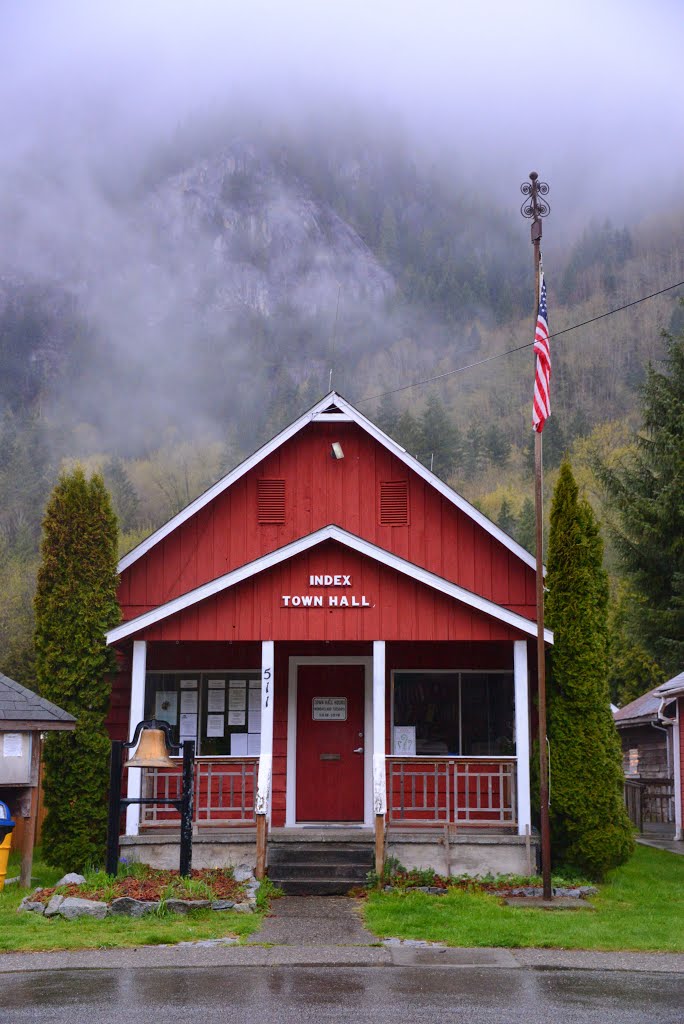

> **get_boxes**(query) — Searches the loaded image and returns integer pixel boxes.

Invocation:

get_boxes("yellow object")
[0,832,12,892]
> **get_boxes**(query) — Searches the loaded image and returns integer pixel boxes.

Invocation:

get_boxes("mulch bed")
[35,868,242,904]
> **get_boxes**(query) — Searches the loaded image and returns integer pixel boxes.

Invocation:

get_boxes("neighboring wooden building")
[653,672,684,842]
[614,687,675,834]
[0,672,76,884]
[107,392,552,885]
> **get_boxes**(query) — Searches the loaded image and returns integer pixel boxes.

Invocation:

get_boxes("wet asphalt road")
[1,965,682,1023]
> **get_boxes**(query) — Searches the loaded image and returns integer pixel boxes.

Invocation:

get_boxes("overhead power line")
[356,278,684,404]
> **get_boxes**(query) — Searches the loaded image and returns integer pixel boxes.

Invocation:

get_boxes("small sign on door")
[312,697,348,721]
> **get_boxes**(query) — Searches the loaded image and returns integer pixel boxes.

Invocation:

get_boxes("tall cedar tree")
[34,468,120,870]
[545,460,633,879]
[596,330,684,675]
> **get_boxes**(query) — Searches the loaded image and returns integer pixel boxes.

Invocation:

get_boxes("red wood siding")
[118,422,536,624]
[137,540,525,644]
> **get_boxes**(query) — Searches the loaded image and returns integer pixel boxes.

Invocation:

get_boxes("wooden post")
[374,814,385,878]
[20,734,42,888]
[255,814,267,880]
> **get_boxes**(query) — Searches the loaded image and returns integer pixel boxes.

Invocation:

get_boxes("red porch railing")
[139,757,258,827]
[387,757,517,828]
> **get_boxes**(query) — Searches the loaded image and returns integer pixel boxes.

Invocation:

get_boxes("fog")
[0,0,682,452]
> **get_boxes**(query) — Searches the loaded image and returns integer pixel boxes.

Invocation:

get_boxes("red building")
[108,392,551,884]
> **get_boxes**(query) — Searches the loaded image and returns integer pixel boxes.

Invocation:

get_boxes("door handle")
[353,747,364,754]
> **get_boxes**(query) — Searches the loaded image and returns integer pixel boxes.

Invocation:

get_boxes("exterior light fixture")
[331,442,344,460]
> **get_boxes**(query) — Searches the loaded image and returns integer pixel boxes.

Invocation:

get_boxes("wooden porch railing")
[387,756,517,828]
[139,757,258,827]
[624,778,674,832]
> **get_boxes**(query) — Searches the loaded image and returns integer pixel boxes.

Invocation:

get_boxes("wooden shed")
[0,672,76,885]
[107,392,552,889]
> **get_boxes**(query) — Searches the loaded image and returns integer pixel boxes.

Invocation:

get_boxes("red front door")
[296,665,365,822]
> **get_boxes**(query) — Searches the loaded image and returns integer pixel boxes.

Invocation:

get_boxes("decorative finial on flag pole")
[520,171,553,903]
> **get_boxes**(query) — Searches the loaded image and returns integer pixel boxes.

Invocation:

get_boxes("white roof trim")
[108,524,553,646]
[118,391,538,575]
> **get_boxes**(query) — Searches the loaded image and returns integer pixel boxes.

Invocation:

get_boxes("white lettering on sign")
[309,574,352,586]
[312,697,348,721]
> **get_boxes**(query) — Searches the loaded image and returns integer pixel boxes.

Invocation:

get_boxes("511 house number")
[281,574,371,609]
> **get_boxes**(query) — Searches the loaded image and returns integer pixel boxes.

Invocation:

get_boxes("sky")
[0,0,682,452]
[2,0,682,221]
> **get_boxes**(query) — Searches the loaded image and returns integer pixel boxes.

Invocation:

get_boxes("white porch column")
[514,639,532,837]
[256,640,275,820]
[125,639,147,836]
[372,641,387,816]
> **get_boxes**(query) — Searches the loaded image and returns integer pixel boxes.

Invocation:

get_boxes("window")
[392,671,514,756]
[144,671,262,756]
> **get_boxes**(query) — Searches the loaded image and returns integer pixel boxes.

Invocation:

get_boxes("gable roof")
[655,671,684,700]
[0,673,77,731]
[108,524,553,645]
[118,391,539,575]
[613,686,664,726]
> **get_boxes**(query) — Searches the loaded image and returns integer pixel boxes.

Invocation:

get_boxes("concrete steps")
[268,840,374,895]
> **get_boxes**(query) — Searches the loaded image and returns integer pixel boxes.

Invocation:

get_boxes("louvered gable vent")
[379,480,409,526]
[257,479,286,524]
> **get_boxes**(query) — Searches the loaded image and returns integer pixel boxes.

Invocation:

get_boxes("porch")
[113,638,537,876]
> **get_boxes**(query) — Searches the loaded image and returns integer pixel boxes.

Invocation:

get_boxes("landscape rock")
[109,897,159,917]
[211,900,236,911]
[17,899,45,915]
[233,864,255,883]
[164,899,211,915]
[44,894,65,917]
[58,897,109,920]
[54,873,86,888]
[232,902,254,913]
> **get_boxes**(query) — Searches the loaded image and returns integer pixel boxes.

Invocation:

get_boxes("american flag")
[532,271,551,432]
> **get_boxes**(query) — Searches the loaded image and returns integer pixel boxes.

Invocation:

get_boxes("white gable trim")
[118,391,538,575]
[108,524,553,646]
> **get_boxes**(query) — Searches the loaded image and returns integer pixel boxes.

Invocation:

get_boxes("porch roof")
[107,524,553,646]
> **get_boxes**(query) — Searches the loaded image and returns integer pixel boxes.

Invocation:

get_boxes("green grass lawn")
[0,851,265,953]
[363,844,684,952]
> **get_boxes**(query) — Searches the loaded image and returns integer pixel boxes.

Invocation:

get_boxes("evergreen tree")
[545,460,633,879]
[418,394,461,480]
[595,330,684,675]
[375,393,400,439]
[34,468,120,870]
[496,499,516,536]
[515,497,536,553]
[103,457,140,533]
[608,587,665,706]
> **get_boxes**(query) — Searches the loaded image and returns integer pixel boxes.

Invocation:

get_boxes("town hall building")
[106,392,551,888]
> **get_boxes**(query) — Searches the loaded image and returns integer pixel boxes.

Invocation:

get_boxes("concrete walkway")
[636,836,684,855]
[247,895,377,946]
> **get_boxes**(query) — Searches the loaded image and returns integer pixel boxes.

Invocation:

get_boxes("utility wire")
[356,278,684,403]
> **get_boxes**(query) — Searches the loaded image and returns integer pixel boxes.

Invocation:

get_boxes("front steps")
[268,832,375,895]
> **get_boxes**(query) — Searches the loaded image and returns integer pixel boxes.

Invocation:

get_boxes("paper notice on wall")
[229,679,246,688]
[248,688,261,711]
[248,678,261,689]
[228,710,246,726]
[249,710,261,734]
[247,733,261,755]
[179,713,197,739]
[207,688,225,713]
[393,726,416,756]
[231,733,248,756]
[155,691,177,725]
[3,733,23,758]
[206,714,224,738]
[207,678,226,689]
[180,690,198,713]
[180,679,197,689]
[229,688,246,710]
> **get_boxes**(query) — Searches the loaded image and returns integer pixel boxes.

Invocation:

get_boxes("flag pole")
[521,171,552,901]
